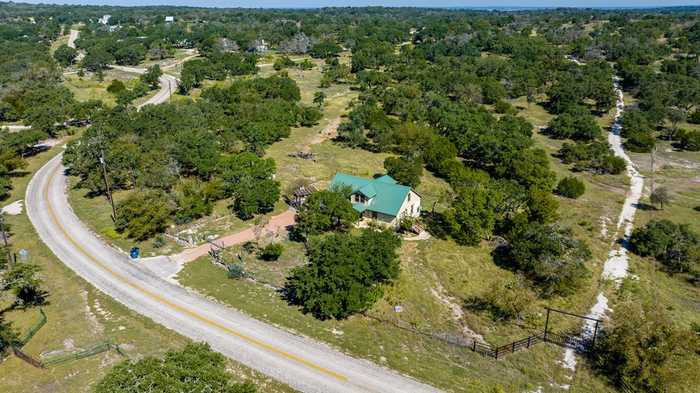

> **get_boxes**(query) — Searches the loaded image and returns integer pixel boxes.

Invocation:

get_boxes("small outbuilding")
[330,173,421,228]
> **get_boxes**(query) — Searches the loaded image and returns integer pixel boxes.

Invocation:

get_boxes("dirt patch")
[309,117,341,146]
[1,200,23,215]
[429,280,485,343]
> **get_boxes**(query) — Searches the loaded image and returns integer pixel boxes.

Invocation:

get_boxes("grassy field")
[0,136,295,393]
[178,256,613,393]
[63,52,646,392]
[173,91,626,392]
[63,68,158,108]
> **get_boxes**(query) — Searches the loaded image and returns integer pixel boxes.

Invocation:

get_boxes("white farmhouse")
[330,173,421,228]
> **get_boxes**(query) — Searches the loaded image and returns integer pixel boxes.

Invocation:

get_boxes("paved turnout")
[26,154,442,393]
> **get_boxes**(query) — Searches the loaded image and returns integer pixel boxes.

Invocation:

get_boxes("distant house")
[98,15,111,25]
[165,16,175,23]
[250,39,269,53]
[330,173,421,228]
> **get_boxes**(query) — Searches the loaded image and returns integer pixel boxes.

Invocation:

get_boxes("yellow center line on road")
[42,159,348,383]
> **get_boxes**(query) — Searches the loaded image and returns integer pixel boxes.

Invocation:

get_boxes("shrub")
[106,79,126,95]
[0,316,19,359]
[1,262,46,306]
[258,243,283,261]
[558,141,625,174]
[555,176,586,199]
[298,106,322,127]
[384,156,423,188]
[398,217,416,234]
[688,110,700,124]
[293,190,359,239]
[273,56,295,71]
[494,100,515,114]
[499,223,591,297]
[115,190,173,241]
[482,276,536,321]
[226,264,245,279]
[677,129,700,151]
[624,130,656,153]
[152,235,165,249]
[629,219,700,273]
[95,343,256,393]
[594,299,693,393]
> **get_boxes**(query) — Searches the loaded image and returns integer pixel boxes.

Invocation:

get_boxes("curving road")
[109,64,178,109]
[27,152,440,393]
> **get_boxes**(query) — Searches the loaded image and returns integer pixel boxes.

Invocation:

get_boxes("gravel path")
[67,29,79,49]
[561,76,643,372]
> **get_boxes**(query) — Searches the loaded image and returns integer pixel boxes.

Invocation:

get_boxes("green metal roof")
[330,172,411,217]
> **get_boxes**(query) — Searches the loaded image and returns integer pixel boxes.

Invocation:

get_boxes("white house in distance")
[98,15,111,25]
[165,16,175,23]
[330,172,421,228]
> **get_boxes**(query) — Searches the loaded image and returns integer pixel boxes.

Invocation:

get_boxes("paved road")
[109,64,178,108]
[27,154,441,393]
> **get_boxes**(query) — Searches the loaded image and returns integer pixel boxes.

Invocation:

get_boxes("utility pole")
[650,146,656,196]
[99,149,117,222]
[0,213,13,265]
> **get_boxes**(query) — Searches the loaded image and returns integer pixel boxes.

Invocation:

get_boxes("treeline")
[564,15,700,153]
[63,75,318,240]
[0,20,93,200]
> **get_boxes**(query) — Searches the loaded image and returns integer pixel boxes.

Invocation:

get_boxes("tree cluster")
[64,75,310,239]
[96,343,257,393]
[284,229,401,320]
[629,219,700,274]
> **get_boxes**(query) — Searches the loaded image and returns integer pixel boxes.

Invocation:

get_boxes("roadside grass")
[63,68,158,108]
[177,254,614,393]
[0,136,295,393]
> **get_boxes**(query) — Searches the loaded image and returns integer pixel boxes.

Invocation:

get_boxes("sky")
[14,0,700,9]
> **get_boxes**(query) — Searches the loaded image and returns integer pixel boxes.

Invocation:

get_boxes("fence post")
[544,308,550,342]
[472,340,476,352]
[494,347,498,360]
[592,320,600,349]
[527,336,531,348]
[512,341,516,353]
